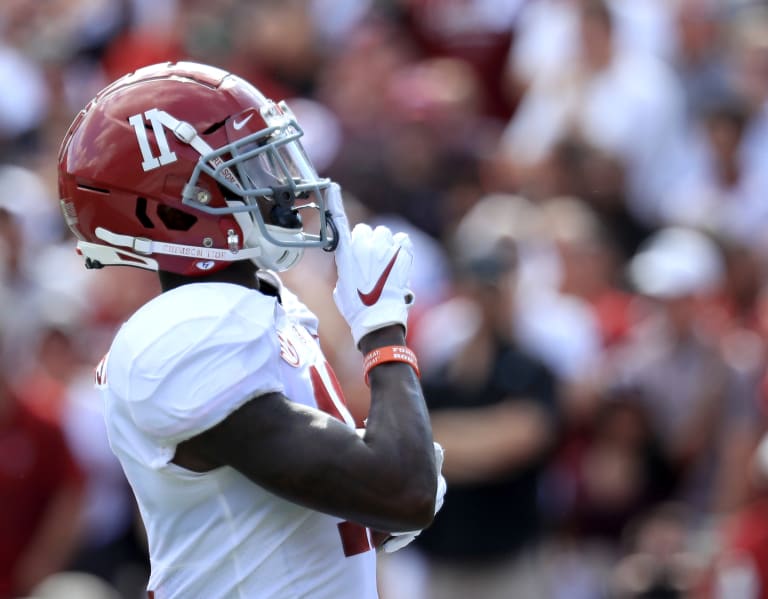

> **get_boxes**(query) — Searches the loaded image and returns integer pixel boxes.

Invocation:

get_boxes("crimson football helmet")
[58,61,337,275]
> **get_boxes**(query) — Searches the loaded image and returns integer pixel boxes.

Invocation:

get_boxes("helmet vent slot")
[157,204,198,231]
[76,183,109,194]
[135,197,155,228]
[203,120,226,135]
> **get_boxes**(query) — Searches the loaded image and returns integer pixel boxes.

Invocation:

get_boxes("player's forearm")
[358,326,437,531]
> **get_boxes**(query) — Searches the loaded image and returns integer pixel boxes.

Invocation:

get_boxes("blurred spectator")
[395,0,523,120]
[101,22,184,87]
[610,227,762,517]
[283,97,343,174]
[499,0,688,227]
[228,0,324,97]
[0,43,50,160]
[703,493,768,599]
[321,19,491,239]
[554,395,675,547]
[727,4,768,118]
[711,409,768,597]
[509,0,674,91]
[5,242,150,597]
[670,0,733,118]
[0,176,84,398]
[0,0,126,61]
[504,133,652,261]
[537,196,634,351]
[406,213,560,598]
[539,397,677,599]
[726,5,768,215]
[10,243,90,423]
[662,93,768,250]
[709,240,768,515]
[0,375,85,598]
[309,0,374,48]
[439,196,607,437]
[63,371,150,599]
[611,503,705,598]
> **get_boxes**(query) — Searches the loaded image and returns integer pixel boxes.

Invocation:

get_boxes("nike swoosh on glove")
[326,183,415,347]
[381,442,447,554]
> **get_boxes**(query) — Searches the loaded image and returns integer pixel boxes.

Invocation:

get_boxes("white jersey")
[98,281,378,599]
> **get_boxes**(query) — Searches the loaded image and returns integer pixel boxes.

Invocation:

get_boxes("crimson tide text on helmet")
[58,61,338,275]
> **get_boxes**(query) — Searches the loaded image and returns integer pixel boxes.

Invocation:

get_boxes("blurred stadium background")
[4,0,768,597]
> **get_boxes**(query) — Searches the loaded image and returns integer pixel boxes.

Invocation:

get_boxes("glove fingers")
[393,232,413,266]
[325,183,351,248]
[435,473,447,513]
[438,473,447,496]
[434,442,446,514]
[350,223,373,240]
[433,442,445,471]
[392,231,411,251]
[392,233,414,292]
[372,225,394,243]
[382,530,420,553]
[370,226,396,263]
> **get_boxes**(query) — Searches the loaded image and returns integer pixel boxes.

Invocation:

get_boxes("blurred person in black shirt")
[410,235,560,599]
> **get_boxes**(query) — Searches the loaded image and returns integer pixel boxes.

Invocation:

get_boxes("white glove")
[381,442,447,554]
[326,183,415,347]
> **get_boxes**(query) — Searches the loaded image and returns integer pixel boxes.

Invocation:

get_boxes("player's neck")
[158,262,260,292]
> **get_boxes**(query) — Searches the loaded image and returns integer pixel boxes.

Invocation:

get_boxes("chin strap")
[93,227,264,262]
[76,240,159,270]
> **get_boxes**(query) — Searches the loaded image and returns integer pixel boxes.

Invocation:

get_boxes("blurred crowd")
[3,0,768,597]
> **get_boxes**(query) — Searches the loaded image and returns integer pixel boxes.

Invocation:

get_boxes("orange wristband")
[363,345,420,386]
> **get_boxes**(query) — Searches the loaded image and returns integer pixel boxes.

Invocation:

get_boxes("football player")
[57,61,445,599]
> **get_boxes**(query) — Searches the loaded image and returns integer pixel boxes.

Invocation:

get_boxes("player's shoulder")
[111,282,278,363]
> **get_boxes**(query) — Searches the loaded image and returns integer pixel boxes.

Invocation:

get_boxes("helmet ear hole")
[157,204,198,231]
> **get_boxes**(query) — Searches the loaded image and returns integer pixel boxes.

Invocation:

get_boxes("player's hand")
[381,442,447,553]
[326,183,415,347]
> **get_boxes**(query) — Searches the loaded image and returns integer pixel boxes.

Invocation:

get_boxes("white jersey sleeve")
[106,282,284,448]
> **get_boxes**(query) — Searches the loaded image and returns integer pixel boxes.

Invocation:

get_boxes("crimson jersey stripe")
[337,521,372,557]
[309,364,345,422]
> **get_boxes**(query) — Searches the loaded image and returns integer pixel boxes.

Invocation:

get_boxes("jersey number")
[309,362,373,558]
[128,109,178,171]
